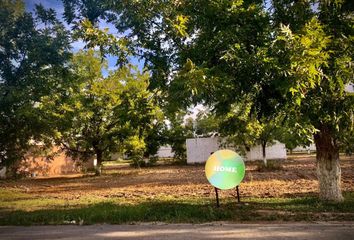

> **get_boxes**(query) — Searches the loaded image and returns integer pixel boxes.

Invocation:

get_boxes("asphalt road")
[0,222,353,240]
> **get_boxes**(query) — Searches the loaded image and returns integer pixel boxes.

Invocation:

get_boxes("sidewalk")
[1,222,353,240]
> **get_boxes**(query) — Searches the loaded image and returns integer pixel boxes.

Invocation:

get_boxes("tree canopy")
[40,50,160,174]
[0,0,71,169]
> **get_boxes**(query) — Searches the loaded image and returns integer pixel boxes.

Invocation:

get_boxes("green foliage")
[193,110,220,137]
[62,0,114,25]
[275,17,331,105]
[73,19,131,66]
[143,117,168,158]
[166,112,194,163]
[273,1,354,151]
[0,0,71,168]
[125,135,146,167]
[40,50,160,169]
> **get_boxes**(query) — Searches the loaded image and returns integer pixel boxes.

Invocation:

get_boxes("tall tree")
[272,0,354,201]
[170,0,353,201]
[0,0,71,171]
[41,50,160,174]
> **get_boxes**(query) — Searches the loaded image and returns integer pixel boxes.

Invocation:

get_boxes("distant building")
[186,137,287,164]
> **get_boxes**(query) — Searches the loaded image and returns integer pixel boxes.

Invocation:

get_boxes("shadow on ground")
[1,192,354,225]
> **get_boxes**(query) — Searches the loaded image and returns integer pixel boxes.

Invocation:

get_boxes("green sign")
[205,150,245,190]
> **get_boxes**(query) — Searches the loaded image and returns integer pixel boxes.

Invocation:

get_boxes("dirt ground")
[1,154,353,201]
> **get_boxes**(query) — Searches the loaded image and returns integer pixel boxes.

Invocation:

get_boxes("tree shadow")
[1,192,353,226]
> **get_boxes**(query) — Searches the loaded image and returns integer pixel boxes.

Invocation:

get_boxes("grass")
[1,189,353,225]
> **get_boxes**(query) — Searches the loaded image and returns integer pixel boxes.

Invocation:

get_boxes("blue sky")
[24,0,144,76]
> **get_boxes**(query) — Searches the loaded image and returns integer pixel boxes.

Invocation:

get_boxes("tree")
[0,0,71,171]
[162,0,353,201]
[40,50,159,175]
[272,1,354,201]
[182,0,353,201]
[168,0,353,202]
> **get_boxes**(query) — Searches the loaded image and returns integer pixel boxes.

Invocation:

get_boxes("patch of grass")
[248,192,354,213]
[1,189,353,225]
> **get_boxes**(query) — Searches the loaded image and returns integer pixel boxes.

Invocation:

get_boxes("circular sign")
[205,150,245,190]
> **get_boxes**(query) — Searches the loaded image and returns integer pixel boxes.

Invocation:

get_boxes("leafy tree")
[0,0,71,171]
[171,0,353,201]
[271,1,354,201]
[171,0,353,202]
[40,50,159,174]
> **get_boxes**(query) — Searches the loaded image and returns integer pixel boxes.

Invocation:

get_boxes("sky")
[24,0,144,76]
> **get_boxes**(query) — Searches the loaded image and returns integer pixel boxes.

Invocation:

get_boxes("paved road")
[0,222,353,240]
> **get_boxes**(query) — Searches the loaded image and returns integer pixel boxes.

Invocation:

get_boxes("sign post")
[205,150,245,207]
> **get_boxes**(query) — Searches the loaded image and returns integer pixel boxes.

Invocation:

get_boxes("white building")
[186,137,287,164]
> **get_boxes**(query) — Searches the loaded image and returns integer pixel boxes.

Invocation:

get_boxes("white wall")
[292,144,316,152]
[345,83,354,93]
[186,137,220,163]
[246,142,287,161]
[0,167,6,179]
[186,137,287,164]
[156,146,174,158]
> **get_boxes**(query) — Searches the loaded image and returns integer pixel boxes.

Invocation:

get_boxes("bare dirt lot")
[1,154,353,202]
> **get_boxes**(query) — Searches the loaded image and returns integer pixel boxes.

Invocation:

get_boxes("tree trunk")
[95,150,103,176]
[314,126,343,202]
[262,141,267,167]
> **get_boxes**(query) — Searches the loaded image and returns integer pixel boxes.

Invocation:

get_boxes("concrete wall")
[0,167,6,179]
[156,146,174,158]
[345,83,354,93]
[292,144,316,152]
[246,142,287,161]
[186,138,220,163]
[186,137,287,164]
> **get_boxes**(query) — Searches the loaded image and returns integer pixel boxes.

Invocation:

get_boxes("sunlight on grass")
[1,188,353,225]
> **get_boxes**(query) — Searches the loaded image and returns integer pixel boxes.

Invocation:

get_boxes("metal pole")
[236,185,240,203]
[214,187,220,207]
